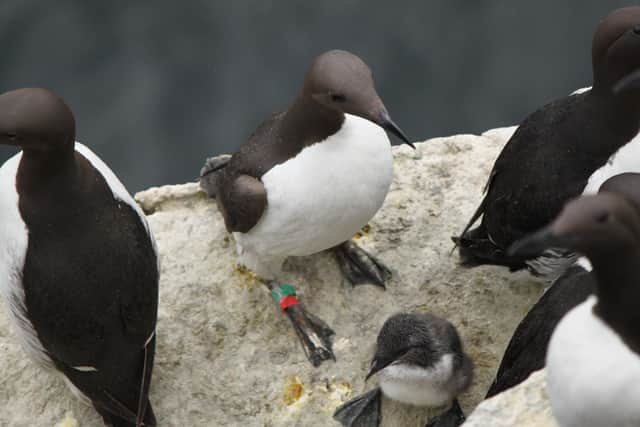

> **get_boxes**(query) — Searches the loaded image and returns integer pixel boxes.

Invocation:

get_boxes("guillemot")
[199,50,412,366]
[333,313,473,427]
[454,6,640,277]
[509,191,640,427]
[0,88,159,426]
[486,172,640,397]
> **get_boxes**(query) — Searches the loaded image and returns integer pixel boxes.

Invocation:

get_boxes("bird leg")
[334,240,391,288]
[266,281,336,367]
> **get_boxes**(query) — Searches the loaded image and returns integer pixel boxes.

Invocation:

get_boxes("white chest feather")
[547,297,640,427]
[582,133,640,195]
[234,114,393,274]
[378,354,456,407]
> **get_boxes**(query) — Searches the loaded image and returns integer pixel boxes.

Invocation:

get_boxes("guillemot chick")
[454,6,640,278]
[487,172,640,397]
[333,313,473,427]
[509,192,640,427]
[199,50,412,366]
[0,88,159,426]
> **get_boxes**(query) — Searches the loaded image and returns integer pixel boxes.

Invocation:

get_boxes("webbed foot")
[334,240,391,288]
[333,387,382,427]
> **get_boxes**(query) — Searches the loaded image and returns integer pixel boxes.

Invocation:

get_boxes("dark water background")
[0,1,633,191]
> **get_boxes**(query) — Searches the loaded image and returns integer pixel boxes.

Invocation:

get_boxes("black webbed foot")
[285,304,336,366]
[268,282,336,367]
[334,240,391,288]
[425,399,465,427]
[333,387,382,427]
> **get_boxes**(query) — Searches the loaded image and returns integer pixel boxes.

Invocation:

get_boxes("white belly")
[547,297,640,427]
[234,114,393,277]
[379,355,456,407]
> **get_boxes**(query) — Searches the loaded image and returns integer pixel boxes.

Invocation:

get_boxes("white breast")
[378,355,456,407]
[234,114,393,277]
[547,296,640,427]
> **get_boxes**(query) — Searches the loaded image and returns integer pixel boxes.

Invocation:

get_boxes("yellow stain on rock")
[233,264,261,289]
[353,224,372,239]
[283,376,305,406]
[54,412,78,427]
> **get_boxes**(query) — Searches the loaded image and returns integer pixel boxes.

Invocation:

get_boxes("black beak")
[365,357,391,381]
[379,111,415,149]
[613,69,640,94]
[507,226,570,258]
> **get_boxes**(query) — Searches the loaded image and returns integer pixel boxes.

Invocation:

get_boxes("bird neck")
[592,245,640,354]
[18,145,78,194]
[589,88,640,142]
[281,94,345,147]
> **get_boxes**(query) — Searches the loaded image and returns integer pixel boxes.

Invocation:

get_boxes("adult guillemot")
[486,172,640,397]
[509,191,640,427]
[199,50,412,366]
[454,6,640,277]
[0,88,159,426]
[333,313,473,427]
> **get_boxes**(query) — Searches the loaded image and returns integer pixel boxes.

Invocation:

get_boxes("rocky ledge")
[0,126,553,426]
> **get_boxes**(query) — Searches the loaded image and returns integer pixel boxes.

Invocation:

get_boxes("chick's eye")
[331,93,347,103]
[634,25,640,35]
[595,212,609,223]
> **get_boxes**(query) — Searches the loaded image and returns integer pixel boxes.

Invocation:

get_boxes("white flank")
[0,152,53,369]
[547,296,640,427]
[379,354,455,407]
[234,114,393,278]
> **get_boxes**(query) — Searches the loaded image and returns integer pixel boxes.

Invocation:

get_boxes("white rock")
[463,370,557,427]
[0,128,546,426]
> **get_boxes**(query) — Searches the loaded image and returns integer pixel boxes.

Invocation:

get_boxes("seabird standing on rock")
[486,172,640,397]
[199,50,413,366]
[454,6,640,277]
[509,191,640,427]
[333,313,473,427]
[0,88,159,427]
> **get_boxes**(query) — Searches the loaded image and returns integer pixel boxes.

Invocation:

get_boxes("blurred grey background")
[0,1,633,191]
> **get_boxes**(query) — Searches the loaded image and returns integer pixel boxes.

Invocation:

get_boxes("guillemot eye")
[634,25,640,35]
[331,93,347,103]
[595,212,609,223]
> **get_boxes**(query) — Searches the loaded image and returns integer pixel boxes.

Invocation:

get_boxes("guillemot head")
[302,49,414,148]
[365,313,472,407]
[0,88,75,152]
[591,7,640,95]
[509,193,640,263]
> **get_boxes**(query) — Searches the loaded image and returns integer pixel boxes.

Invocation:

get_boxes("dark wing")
[485,265,595,397]
[200,111,287,233]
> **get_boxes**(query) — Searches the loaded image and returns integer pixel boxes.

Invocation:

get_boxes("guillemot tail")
[452,222,527,271]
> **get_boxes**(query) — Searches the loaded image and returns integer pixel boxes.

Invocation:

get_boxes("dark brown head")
[0,88,75,152]
[509,193,640,262]
[591,7,640,94]
[302,50,413,147]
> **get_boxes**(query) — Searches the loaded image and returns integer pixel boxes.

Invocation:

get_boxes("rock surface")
[463,370,557,427]
[0,126,550,426]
